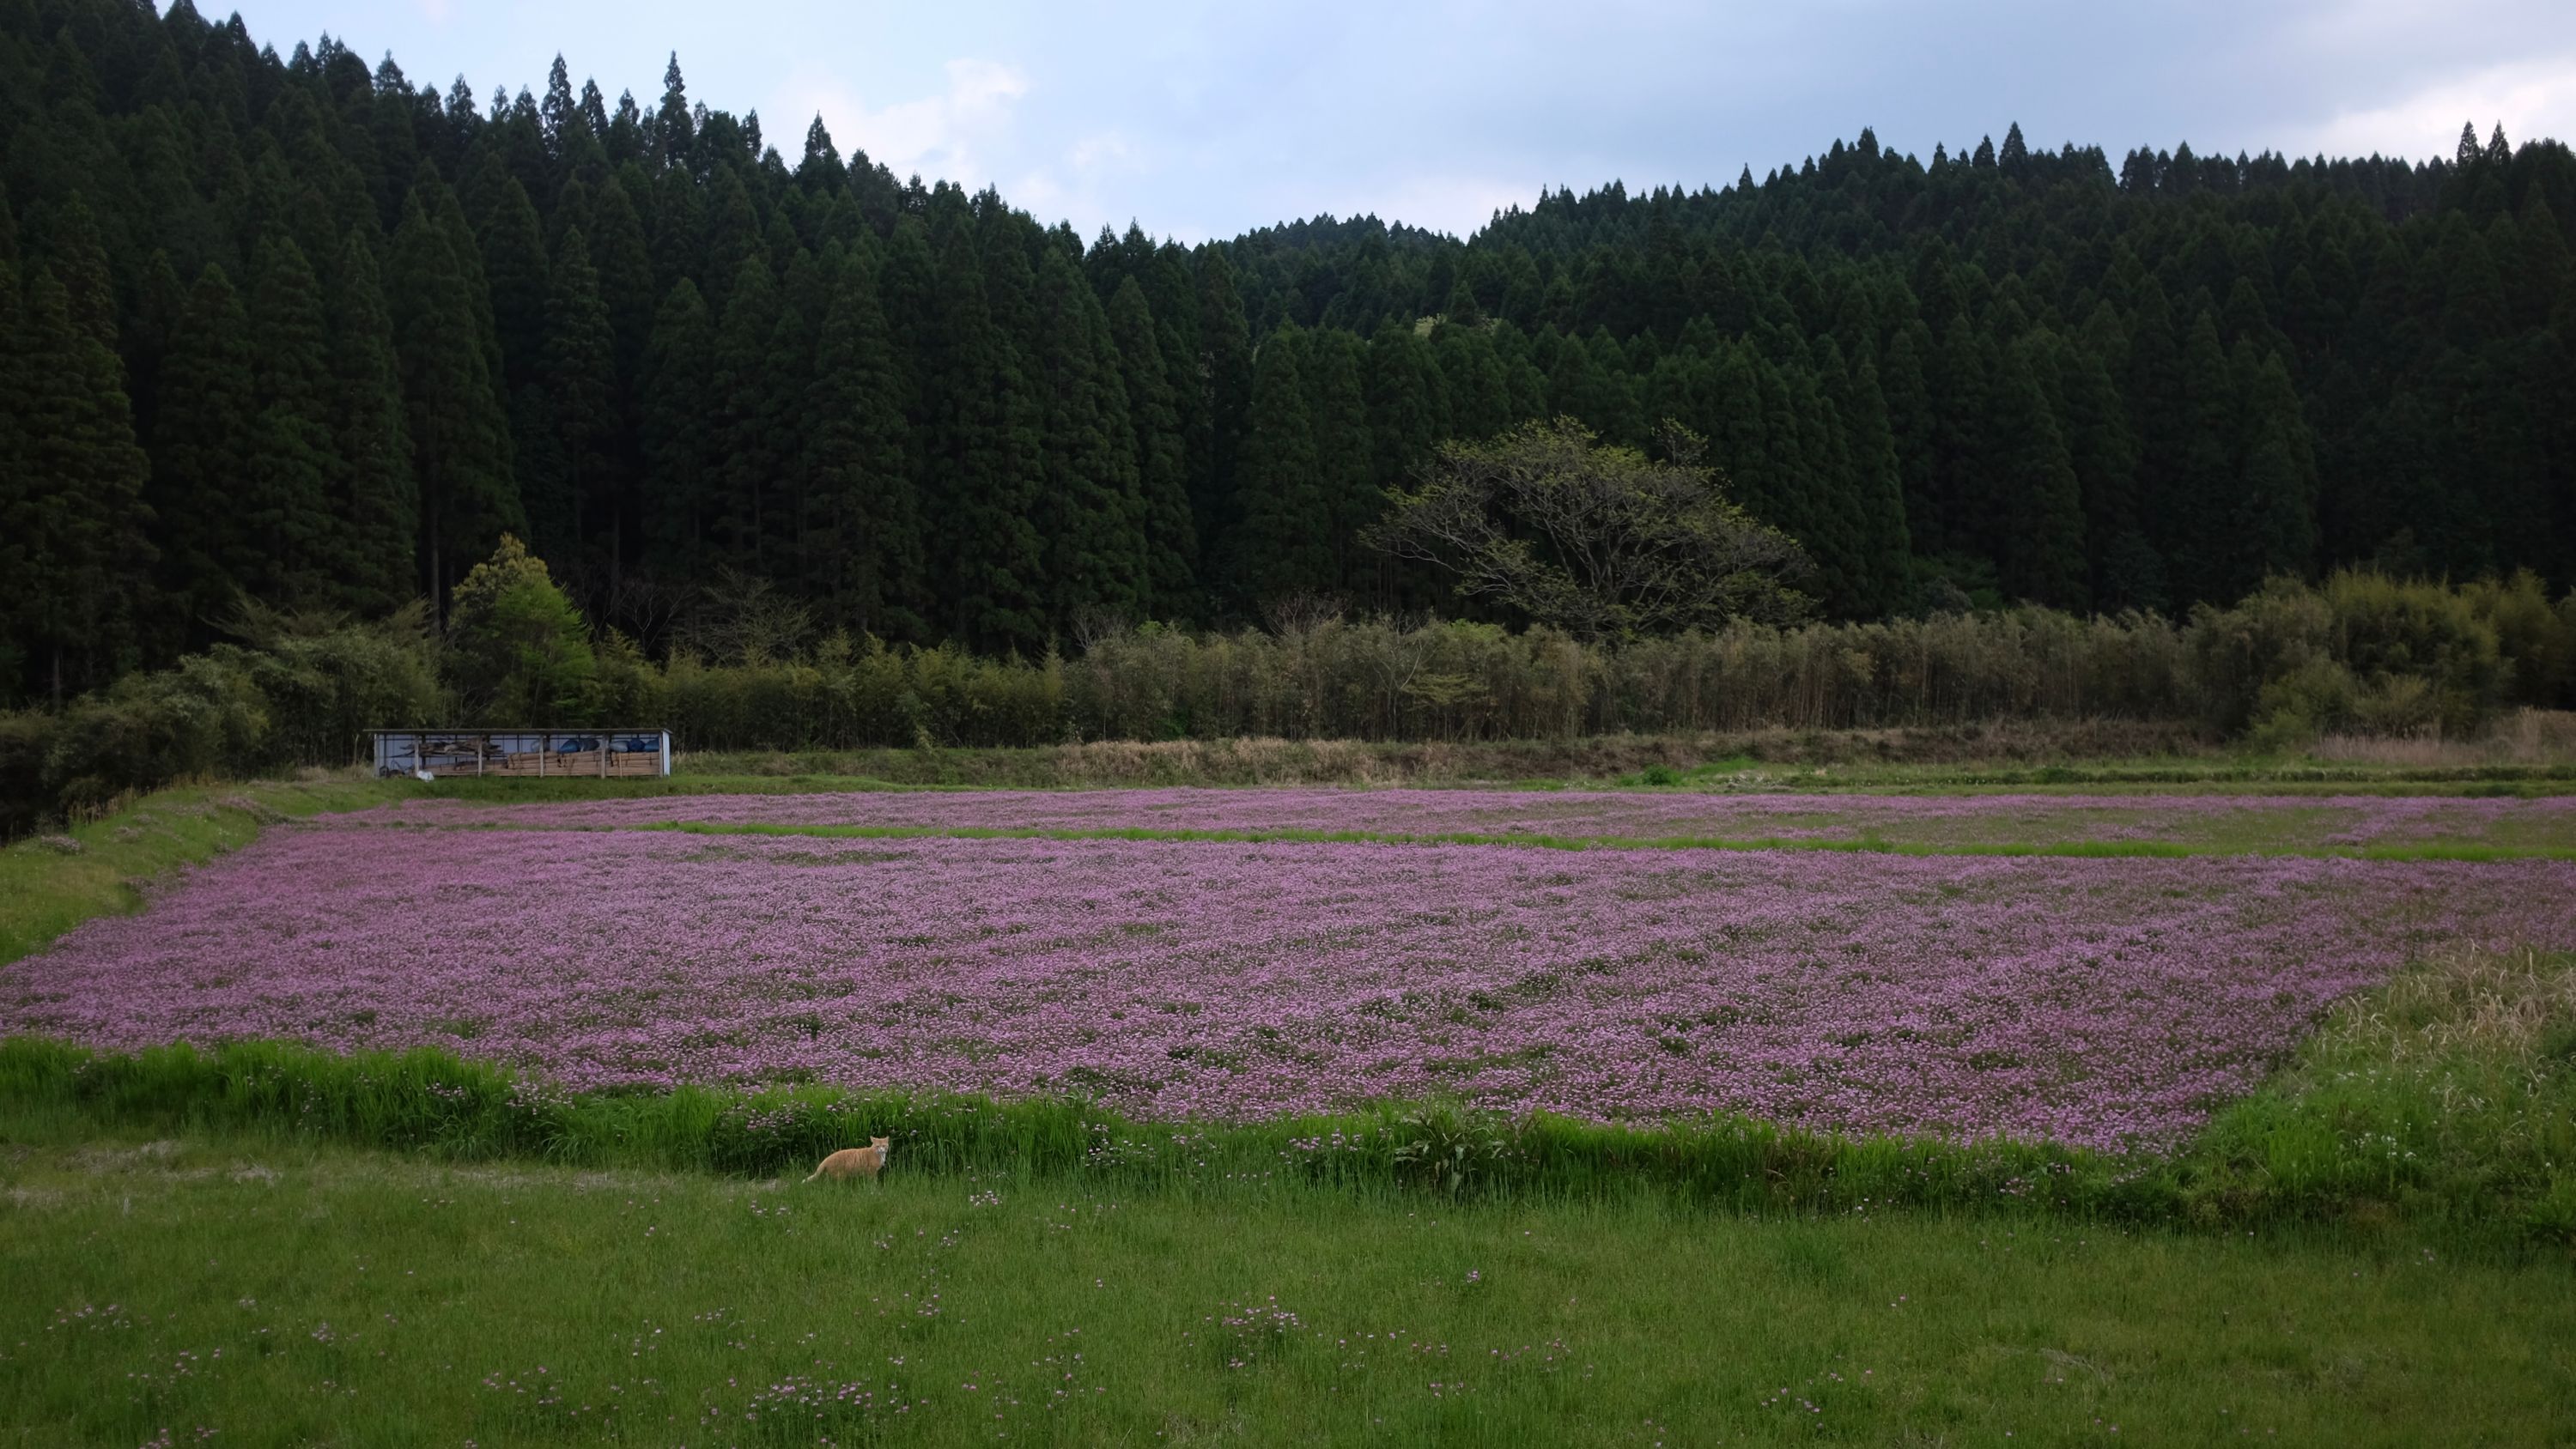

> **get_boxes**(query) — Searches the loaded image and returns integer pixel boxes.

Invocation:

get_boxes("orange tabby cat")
[804,1137,893,1183]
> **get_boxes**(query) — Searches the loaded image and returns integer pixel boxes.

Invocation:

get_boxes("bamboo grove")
[1,0,2572,706]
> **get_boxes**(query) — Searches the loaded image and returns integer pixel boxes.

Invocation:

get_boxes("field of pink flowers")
[334,787,2576,852]
[10,810,2573,1151]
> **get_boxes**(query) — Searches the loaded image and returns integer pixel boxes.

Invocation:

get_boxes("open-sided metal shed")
[369,729,672,779]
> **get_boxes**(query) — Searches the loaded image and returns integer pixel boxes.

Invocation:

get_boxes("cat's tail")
[802,1164,823,1183]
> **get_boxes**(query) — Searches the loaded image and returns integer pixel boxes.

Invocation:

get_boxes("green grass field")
[6,771,2576,1444]
[5,1106,2572,1447]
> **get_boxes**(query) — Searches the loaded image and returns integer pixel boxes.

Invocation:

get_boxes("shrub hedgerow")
[5,570,2573,835]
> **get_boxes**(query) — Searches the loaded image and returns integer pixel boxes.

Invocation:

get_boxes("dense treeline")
[5,567,2569,834]
[3,0,2573,708]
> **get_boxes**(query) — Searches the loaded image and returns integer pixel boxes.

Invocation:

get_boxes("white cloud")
[2284,55,2576,160]
[773,57,1029,185]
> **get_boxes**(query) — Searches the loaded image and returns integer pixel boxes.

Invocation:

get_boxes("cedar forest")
[2,0,2573,706]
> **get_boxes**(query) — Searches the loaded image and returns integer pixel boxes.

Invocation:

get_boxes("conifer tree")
[2050,333,2153,609]
[1193,248,1255,552]
[1878,324,1940,556]
[1986,339,2088,609]
[651,53,692,170]
[245,234,339,605]
[541,227,618,569]
[708,253,783,573]
[390,188,523,608]
[1106,277,1199,620]
[327,229,417,615]
[41,196,117,354]
[801,248,921,636]
[149,263,260,639]
[640,278,718,579]
[2221,347,2320,596]
[923,218,1047,649]
[1031,244,1148,630]
[589,173,659,377]
[1299,326,1376,591]
[1436,325,1513,443]
[465,160,552,398]
[1364,320,1448,502]
[10,269,155,697]
[2159,310,2241,605]
[1831,345,1913,615]
[1230,323,1332,604]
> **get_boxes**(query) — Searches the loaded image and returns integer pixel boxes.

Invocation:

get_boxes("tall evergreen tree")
[801,247,921,636]
[1192,247,1255,557]
[1987,338,2089,609]
[40,196,117,354]
[920,217,1047,649]
[1230,323,1332,603]
[1105,276,1199,621]
[9,269,155,696]
[640,278,719,580]
[1030,244,1148,631]
[708,252,785,573]
[1828,344,1913,615]
[540,227,618,571]
[1299,325,1377,591]
[326,230,417,615]
[244,233,337,604]
[389,189,522,609]
[148,263,259,640]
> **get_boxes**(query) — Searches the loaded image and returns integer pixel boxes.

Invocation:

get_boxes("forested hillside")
[2,0,2572,705]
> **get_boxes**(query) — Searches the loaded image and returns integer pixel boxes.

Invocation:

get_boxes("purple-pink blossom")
[10,811,2572,1152]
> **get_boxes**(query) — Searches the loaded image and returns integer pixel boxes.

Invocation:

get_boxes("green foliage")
[0,615,440,837]
[1370,418,1815,640]
[445,535,597,724]
[9,561,2573,831]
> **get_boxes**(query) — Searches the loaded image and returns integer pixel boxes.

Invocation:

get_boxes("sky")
[219,0,2576,241]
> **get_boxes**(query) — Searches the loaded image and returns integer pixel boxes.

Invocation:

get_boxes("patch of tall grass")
[2185,948,2576,1240]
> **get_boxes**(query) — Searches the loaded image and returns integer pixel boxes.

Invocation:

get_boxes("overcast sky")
[220,0,2576,241]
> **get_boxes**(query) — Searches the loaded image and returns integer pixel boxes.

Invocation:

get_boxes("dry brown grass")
[691,719,2217,787]
[2316,946,2576,1065]
[2310,709,2576,767]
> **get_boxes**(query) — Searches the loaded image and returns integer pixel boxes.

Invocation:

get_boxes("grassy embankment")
[4,774,2575,1441]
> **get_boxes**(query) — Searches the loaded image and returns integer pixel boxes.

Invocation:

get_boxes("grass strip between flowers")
[624,816,2576,863]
